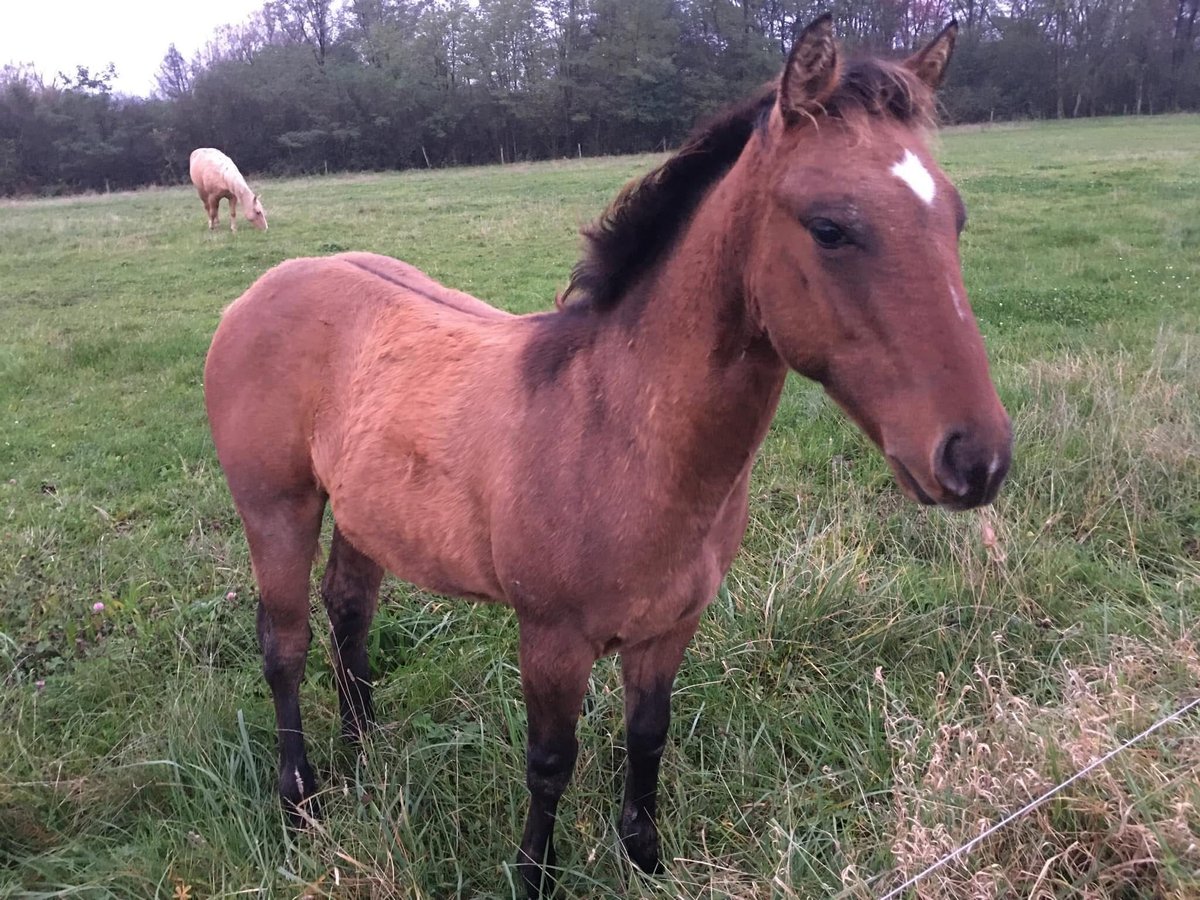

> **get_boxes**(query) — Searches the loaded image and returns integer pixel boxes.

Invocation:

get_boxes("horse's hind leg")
[239,489,325,823]
[617,616,699,875]
[320,526,384,744]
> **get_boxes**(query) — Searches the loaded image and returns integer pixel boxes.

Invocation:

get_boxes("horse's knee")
[622,697,670,873]
[325,602,372,645]
[627,716,669,761]
[526,737,577,800]
[257,604,311,685]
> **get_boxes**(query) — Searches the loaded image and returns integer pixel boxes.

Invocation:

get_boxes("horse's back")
[332,252,511,321]
[190,148,239,197]
[205,253,512,492]
[189,148,217,186]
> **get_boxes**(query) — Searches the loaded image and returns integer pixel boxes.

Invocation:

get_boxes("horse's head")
[247,193,268,230]
[745,15,1010,510]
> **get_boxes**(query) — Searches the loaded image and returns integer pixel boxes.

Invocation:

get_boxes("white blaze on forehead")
[891,149,936,205]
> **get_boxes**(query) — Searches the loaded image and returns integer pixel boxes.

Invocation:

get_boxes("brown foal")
[204,15,1011,896]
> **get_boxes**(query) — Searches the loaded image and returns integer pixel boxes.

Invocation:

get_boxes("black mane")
[558,85,775,313]
[559,57,935,313]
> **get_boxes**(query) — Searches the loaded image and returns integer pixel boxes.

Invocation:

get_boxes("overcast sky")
[3,0,265,96]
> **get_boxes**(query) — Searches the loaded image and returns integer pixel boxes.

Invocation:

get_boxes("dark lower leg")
[258,601,317,823]
[516,626,593,899]
[239,489,325,825]
[620,681,670,873]
[519,731,577,896]
[321,527,383,744]
[619,619,697,874]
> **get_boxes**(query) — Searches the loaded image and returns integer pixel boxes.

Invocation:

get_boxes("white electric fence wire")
[877,693,1200,900]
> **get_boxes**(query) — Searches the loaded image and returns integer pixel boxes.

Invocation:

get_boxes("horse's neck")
[602,170,787,500]
[224,164,252,202]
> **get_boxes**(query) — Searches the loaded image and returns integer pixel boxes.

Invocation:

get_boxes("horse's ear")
[904,20,958,89]
[778,14,840,125]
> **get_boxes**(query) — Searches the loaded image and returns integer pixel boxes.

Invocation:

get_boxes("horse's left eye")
[808,218,848,249]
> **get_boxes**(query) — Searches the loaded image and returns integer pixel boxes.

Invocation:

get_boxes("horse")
[203,15,1011,896]
[189,147,268,232]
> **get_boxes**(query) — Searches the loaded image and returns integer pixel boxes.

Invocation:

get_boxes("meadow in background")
[1,115,1198,897]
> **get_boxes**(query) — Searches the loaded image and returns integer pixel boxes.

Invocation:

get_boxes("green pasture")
[1,115,1198,898]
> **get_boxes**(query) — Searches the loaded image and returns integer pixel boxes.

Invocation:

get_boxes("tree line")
[1,0,1197,196]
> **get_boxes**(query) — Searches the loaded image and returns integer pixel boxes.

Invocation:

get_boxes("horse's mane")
[559,57,936,312]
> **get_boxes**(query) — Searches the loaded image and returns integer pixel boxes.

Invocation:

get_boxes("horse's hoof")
[518,865,557,899]
[620,808,664,875]
[280,761,321,829]
[283,791,323,830]
[341,722,372,747]
[342,715,376,747]
[517,843,558,899]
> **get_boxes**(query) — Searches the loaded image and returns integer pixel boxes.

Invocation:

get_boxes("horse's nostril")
[933,430,971,499]
[933,427,1009,508]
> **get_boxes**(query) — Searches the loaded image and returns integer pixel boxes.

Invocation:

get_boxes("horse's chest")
[610,482,752,645]
[612,565,722,647]
[498,497,745,652]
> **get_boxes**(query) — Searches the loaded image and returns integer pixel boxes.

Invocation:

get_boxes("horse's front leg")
[228,195,238,232]
[618,616,699,875]
[516,623,593,898]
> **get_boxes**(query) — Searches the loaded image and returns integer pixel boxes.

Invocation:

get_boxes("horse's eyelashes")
[808,218,850,249]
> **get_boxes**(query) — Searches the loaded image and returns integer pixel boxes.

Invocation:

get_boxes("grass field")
[1,114,1198,898]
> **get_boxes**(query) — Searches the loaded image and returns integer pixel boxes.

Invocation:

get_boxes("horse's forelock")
[827,58,937,130]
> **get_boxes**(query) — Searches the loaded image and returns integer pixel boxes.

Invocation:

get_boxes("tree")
[56,64,117,94]
[156,44,192,99]
[3,0,1200,196]
[269,0,338,65]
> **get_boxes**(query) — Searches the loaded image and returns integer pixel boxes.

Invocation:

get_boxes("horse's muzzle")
[930,423,1012,510]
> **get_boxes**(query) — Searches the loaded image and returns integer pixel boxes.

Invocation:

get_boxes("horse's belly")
[329,475,503,604]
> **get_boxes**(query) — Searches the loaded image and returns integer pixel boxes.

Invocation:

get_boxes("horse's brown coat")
[204,16,1011,897]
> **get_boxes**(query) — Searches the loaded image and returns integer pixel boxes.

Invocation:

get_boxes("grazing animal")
[204,16,1011,897]
[189,148,267,232]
